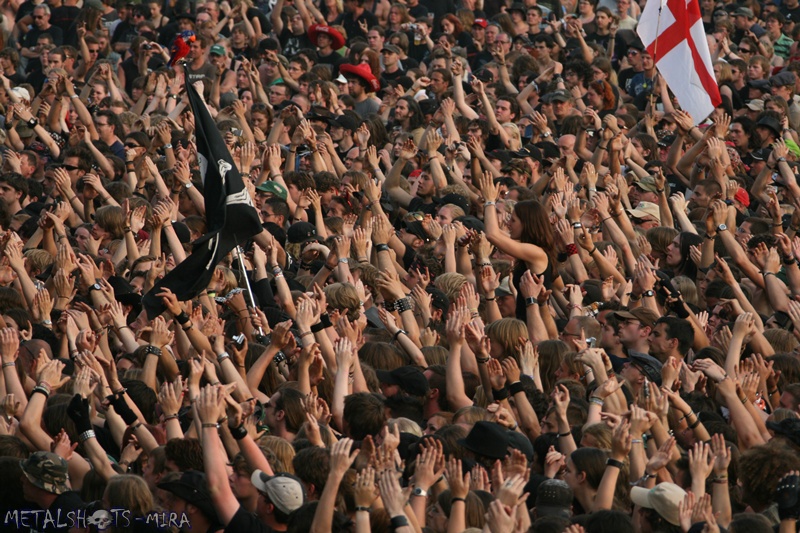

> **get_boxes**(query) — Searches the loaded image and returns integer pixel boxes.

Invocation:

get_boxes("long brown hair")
[513,200,557,274]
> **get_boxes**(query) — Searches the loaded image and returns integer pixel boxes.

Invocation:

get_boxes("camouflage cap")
[20,451,69,495]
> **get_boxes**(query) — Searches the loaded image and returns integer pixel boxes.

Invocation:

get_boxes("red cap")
[473,18,488,28]
[339,62,381,93]
[734,188,750,207]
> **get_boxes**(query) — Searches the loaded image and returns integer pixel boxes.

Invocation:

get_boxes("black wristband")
[175,311,190,325]
[606,458,624,468]
[230,424,248,440]
[509,381,525,396]
[310,313,332,332]
[492,386,510,401]
[390,516,410,530]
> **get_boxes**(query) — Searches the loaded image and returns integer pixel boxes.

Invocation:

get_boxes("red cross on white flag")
[637,0,722,125]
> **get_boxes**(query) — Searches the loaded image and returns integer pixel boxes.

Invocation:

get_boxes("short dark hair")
[655,317,694,356]
[164,438,204,472]
[292,447,330,495]
[343,392,386,440]
[265,197,290,220]
[0,173,28,202]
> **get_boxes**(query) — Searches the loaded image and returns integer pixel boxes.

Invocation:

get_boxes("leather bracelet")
[355,506,371,513]
[375,243,390,253]
[450,497,466,504]
[202,423,220,429]
[558,431,572,438]
[164,414,179,422]
[392,329,407,341]
[606,458,624,468]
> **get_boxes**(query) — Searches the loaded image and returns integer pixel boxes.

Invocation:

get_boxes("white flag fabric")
[637,0,721,125]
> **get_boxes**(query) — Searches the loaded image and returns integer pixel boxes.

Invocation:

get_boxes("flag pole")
[234,244,264,336]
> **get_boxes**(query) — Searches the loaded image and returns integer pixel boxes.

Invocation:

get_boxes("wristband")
[230,424,248,440]
[375,243,390,253]
[164,414,179,422]
[390,516,410,529]
[310,313,332,332]
[566,243,579,256]
[174,311,190,325]
[202,423,220,429]
[2,362,14,368]
[78,430,96,442]
[355,506,371,513]
[450,497,466,504]
[492,386,509,401]
[143,345,162,357]
[217,352,231,363]
[394,297,412,313]
[32,385,50,398]
[606,458,624,468]
[509,381,525,396]
[589,397,604,406]
[558,431,572,438]
[392,329,407,341]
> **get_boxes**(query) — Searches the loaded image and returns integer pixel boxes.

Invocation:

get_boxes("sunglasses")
[62,164,80,171]
[125,142,140,148]
[403,212,425,222]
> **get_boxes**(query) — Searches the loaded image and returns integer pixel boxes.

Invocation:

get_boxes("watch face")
[718,224,727,231]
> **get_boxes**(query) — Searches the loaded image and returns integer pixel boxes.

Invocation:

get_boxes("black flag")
[142,82,263,319]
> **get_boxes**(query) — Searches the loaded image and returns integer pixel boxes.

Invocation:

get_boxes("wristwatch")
[411,487,428,498]
[89,283,102,292]
[27,118,38,128]
[717,223,728,232]
[642,289,655,298]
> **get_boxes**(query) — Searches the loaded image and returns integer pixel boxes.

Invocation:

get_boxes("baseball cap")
[496,276,513,297]
[630,483,687,526]
[628,351,664,385]
[535,479,573,518]
[286,221,317,244]
[20,452,70,495]
[627,201,661,222]
[250,472,306,514]
[381,44,402,55]
[734,188,750,207]
[157,471,218,522]
[751,147,772,161]
[547,89,572,102]
[745,99,765,111]
[613,308,659,328]
[209,44,226,56]
[376,366,430,397]
[403,220,431,242]
[733,6,754,17]
[634,175,659,193]
[473,18,488,28]
[255,181,288,201]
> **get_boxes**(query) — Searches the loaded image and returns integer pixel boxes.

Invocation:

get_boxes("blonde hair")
[389,417,422,436]
[104,475,155,518]
[502,123,522,151]
[323,282,361,321]
[485,318,528,362]
[258,436,296,474]
[435,272,467,303]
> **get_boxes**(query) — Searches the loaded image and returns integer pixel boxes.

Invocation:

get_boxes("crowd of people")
[1,0,800,532]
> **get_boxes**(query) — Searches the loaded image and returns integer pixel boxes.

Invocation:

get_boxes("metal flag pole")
[234,244,264,336]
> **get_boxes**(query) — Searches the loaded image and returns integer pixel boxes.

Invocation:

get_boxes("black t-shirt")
[408,196,439,215]
[279,28,313,58]
[111,19,138,45]
[336,10,378,44]
[781,3,800,24]
[381,67,406,86]
[317,51,344,72]
[50,5,79,35]
[408,4,429,19]
[224,507,277,533]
